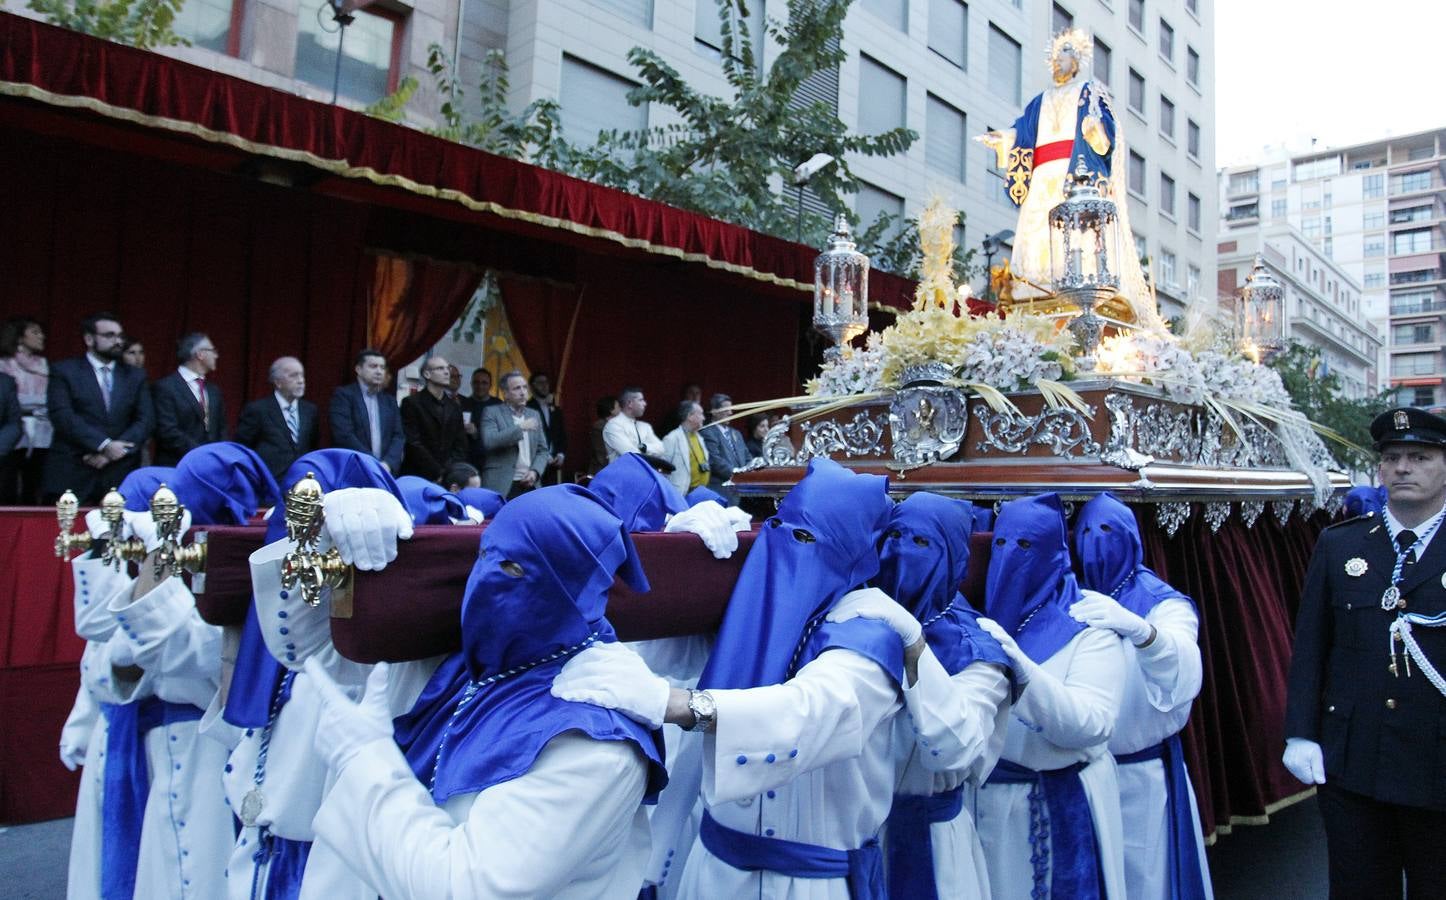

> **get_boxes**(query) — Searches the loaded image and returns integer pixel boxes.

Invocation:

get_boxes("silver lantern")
[1238,255,1285,363]
[1049,162,1122,372]
[814,213,870,360]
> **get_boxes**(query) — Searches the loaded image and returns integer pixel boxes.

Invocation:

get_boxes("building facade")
[1217,224,1381,400]
[1219,127,1446,404]
[20,0,1217,314]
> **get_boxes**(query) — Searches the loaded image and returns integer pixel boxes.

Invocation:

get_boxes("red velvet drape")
[368,255,483,368]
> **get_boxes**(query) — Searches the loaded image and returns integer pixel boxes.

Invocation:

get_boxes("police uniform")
[1284,407,1446,898]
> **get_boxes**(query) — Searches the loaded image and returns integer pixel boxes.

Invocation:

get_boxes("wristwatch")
[686,689,717,732]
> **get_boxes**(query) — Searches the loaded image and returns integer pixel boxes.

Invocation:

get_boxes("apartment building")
[1219,127,1446,403]
[26,0,1217,312]
[1217,224,1381,400]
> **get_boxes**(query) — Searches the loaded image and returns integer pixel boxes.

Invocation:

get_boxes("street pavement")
[2,794,1328,898]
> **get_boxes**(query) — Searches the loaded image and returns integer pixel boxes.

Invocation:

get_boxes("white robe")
[677,647,902,900]
[1107,599,1213,900]
[890,649,1012,900]
[976,626,1129,900]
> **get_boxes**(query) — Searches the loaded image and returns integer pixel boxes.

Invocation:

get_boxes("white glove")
[665,501,739,559]
[125,508,192,553]
[321,488,415,571]
[305,658,394,774]
[84,508,119,541]
[59,707,94,772]
[725,506,752,531]
[59,740,86,772]
[1282,737,1326,785]
[550,642,670,729]
[978,617,1039,686]
[1069,589,1153,645]
[826,587,922,646]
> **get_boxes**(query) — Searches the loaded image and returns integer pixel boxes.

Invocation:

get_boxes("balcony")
[1390,299,1446,316]
[1392,269,1444,286]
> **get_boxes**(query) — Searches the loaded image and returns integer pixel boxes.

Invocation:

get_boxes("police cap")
[1370,406,1446,451]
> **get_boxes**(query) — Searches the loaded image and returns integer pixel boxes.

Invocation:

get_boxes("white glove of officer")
[978,617,1039,687]
[1069,589,1154,646]
[125,508,192,553]
[665,501,740,559]
[724,506,752,531]
[305,658,394,774]
[1282,737,1326,785]
[826,587,923,646]
[550,642,670,729]
[321,488,414,571]
[59,704,94,772]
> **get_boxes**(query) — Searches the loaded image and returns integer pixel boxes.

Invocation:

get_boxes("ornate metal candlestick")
[1238,255,1285,363]
[1049,163,1122,373]
[279,472,351,608]
[813,214,870,361]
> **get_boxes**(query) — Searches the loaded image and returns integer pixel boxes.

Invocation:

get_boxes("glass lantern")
[814,213,870,359]
[1049,163,1123,372]
[1238,255,1285,363]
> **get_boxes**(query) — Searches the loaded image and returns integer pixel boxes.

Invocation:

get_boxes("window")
[1228,170,1260,194]
[1411,386,1436,407]
[295,0,400,105]
[860,0,907,31]
[559,56,648,146]
[173,0,234,53]
[1052,3,1073,33]
[1134,233,1148,264]
[1128,69,1145,114]
[1324,237,1333,258]
[858,54,907,136]
[1392,352,1438,377]
[856,182,906,257]
[1188,192,1202,232]
[1363,173,1385,198]
[1364,235,1385,257]
[1159,249,1177,287]
[1159,95,1175,140]
[928,0,968,69]
[1093,37,1111,86]
[1271,199,1287,218]
[1395,228,1435,255]
[1187,46,1200,86]
[925,94,967,183]
[1158,18,1174,63]
[1391,206,1434,225]
[695,0,763,58]
[1129,150,1147,197]
[1187,120,1201,159]
[1393,172,1434,194]
[988,25,1022,105]
[1227,202,1259,221]
[1393,323,1435,346]
[1364,272,1385,289]
[1294,156,1341,182]
[1302,218,1321,238]
[1393,290,1440,313]
[1364,211,1386,229]
[1159,172,1176,217]
[1129,0,1145,33]
[1185,0,1199,14]
[1187,264,1201,299]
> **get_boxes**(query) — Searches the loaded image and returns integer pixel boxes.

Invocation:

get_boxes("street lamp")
[1049,162,1122,373]
[1238,255,1285,363]
[792,153,836,243]
[981,229,1014,303]
[322,0,357,105]
[813,213,870,361]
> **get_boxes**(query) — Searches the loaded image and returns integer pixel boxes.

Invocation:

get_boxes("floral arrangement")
[806,332,885,396]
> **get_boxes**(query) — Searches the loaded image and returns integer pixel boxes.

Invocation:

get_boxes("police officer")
[1284,406,1446,898]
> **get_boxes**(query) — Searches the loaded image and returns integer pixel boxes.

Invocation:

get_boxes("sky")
[1214,0,1441,166]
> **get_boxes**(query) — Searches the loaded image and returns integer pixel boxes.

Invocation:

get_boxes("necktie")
[196,377,209,428]
[99,365,113,411]
[1397,529,1418,566]
[285,404,300,445]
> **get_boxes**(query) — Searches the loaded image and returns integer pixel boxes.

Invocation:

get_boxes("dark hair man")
[330,349,404,472]
[151,331,226,466]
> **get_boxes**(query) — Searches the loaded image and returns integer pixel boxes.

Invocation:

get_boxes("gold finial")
[280,473,352,609]
[53,490,90,559]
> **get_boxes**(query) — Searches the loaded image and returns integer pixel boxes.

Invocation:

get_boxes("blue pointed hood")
[171,442,280,526]
[457,486,506,519]
[117,467,177,512]
[396,475,468,525]
[985,493,1085,662]
[589,453,686,531]
[1074,492,1191,618]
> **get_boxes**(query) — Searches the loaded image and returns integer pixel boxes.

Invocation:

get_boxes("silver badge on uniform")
[1345,558,1368,577]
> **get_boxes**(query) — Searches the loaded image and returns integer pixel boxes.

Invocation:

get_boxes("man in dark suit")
[526,371,568,483]
[1285,406,1446,896]
[235,356,319,481]
[330,348,404,473]
[151,331,226,466]
[42,312,154,503]
[400,355,469,482]
[700,392,752,504]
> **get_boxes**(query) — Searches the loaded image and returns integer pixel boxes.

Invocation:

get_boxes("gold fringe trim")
[1202,786,1317,847]
[0,79,821,295]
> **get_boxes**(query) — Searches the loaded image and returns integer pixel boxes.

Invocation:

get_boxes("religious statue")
[976,28,1156,325]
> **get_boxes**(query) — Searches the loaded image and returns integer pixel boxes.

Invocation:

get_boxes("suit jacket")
[400,389,469,482]
[478,403,551,495]
[700,422,751,499]
[661,426,708,496]
[42,356,154,502]
[0,372,19,458]
[151,370,228,467]
[527,396,568,459]
[330,383,404,473]
[235,395,320,481]
[1285,511,1446,811]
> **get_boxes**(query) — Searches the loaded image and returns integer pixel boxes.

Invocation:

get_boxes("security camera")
[792,153,837,185]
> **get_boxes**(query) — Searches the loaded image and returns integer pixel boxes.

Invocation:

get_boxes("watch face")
[693,692,716,717]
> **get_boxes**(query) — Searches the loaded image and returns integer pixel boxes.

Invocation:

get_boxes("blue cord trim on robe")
[884,784,965,900]
[987,758,1104,900]
[700,811,885,900]
[100,698,204,900]
[250,828,310,900]
[1114,734,1209,900]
